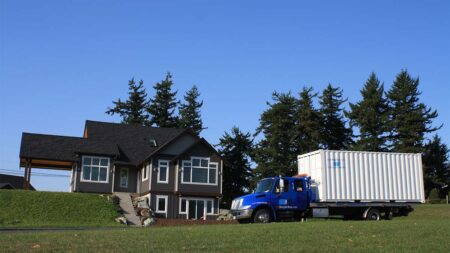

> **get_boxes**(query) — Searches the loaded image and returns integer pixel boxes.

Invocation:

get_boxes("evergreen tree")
[386,70,440,152]
[179,85,205,135]
[106,78,149,125]
[217,127,254,206]
[294,86,321,153]
[423,135,449,197]
[346,73,389,151]
[253,92,298,179]
[147,73,179,128]
[319,84,353,149]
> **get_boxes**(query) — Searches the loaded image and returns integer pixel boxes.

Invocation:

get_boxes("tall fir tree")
[346,73,389,151]
[106,78,150,125]
[294,86,321,153]
[179,85,205,135]
[217,127,254,206]
[147,73,179,128]
[423,135,449,197]
[386,70,440,152]
[253,92,298,179]
[319,84,353,150]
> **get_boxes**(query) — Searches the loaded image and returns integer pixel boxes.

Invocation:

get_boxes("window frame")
[155,195,168,214]
[181,157,218,186]
[157,160,169,184]
[80,156,110,184]
[178,197,217,216]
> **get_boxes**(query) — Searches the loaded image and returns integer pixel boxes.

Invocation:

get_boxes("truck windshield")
[254,179,274,193]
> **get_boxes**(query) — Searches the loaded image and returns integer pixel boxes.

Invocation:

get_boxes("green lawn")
[0,190,120,227]
[1,204,449,253]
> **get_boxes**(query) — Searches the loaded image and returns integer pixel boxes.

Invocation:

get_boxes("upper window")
[157,160,169,183]
[274,179,290,193]
[182,157,218,185]
[81,156,109,183]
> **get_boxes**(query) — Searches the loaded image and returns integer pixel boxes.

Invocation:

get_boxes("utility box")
[297,150,425,203]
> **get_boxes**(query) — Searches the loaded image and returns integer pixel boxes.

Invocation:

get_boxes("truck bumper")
[231,209,253,220]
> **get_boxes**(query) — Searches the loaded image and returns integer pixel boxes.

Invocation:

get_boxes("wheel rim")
[369,213,380,221]
[257,212,270,223]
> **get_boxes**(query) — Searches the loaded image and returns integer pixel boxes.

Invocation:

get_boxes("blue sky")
[1,0,449,191]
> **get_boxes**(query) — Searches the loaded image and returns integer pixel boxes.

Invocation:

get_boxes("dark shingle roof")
[84,121,186,165]
[0,174,36,190]
[20,133,120,162]
[20,120,188,166]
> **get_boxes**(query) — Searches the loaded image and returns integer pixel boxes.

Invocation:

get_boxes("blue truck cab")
[230,176,315,223]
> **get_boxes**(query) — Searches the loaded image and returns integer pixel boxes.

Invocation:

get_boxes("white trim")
[74,165,78,192]
[149,159,153,191]
[181,157,218,186]
[220,160,223,194]
[111,165,115,192]
[155,195,168,217]
[142,163,149,181]
[120,167,129,188]
[157,160,169,184]
[136,170,141,193]
[175,160,179,192]
[80,156,110,184]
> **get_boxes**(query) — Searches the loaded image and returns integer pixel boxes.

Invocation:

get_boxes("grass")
[0,190,120,228]
[1,204,449,252]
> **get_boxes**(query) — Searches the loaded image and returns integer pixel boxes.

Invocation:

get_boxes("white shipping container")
[297,150,425,203]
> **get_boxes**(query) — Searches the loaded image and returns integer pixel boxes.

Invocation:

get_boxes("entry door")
[120,168,128,188]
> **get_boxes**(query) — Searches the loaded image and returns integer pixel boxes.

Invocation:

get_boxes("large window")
[179,197,217,218]
[157,160,169,183]
[182,157,218,185]
[81,156,109,183]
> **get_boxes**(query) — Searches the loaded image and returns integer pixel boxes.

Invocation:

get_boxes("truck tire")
[384,210,393,220]
[253,208,271,223]
[366,208,381,221]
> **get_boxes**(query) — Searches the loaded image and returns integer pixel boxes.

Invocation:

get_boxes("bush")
[429,188,441,204]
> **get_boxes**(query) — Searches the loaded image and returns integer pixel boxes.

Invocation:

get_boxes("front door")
[120,168,128,188]
[187,200,206,220]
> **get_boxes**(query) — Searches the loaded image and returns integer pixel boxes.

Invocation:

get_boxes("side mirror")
[279,178,284,192]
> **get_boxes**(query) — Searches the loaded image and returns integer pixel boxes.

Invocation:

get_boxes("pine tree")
[179,85,205,135]
[217,127,254,207]
[423,135,449,197]
[346,73,389,151]
[386,70,440,152]
[319,84,353,150]
[253,92,298,179]
[294,86,321,153]
[106,78,150,125]
[147,73,179,128]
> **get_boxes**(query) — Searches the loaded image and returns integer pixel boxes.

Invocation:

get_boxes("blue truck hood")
[235,192,271,207]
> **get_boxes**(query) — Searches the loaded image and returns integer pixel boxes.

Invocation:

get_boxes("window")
[182,157,218,185]
[179,198,216,216]
[149,139,157,147]
[157,160,169,183]
[81,156,109,183]
[142,163,149,181]
[274,179,290,193]
[294,180,304,192]
[155,195,168,214]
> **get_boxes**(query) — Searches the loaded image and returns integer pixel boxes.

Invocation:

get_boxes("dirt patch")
[153,219,238,227]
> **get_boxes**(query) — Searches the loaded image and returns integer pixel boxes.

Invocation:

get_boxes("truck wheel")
[366,208,381,221]
[253,209,271,223]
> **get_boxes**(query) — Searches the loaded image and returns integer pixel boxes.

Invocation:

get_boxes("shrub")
[429,188,440,204]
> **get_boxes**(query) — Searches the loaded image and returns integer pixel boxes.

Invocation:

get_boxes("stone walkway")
[114,192,141,226]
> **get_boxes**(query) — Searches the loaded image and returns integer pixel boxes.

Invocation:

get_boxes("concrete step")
[113,192,141,226]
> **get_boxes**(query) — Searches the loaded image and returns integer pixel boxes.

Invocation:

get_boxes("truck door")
[293,179,307,211]
[271,178,295,211]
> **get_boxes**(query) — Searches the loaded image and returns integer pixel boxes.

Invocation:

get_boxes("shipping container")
[297,150,425,203]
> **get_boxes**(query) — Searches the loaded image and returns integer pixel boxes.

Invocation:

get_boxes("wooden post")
[26,167,32,190]
[22,166,28,189]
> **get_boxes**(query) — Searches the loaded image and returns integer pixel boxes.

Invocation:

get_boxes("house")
[0,174,36,190]
[19,120,224,220]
